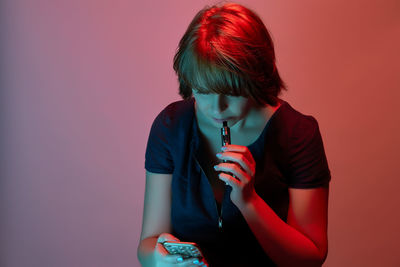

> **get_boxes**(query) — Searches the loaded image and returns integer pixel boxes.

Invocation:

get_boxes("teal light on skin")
[192,89,272,131]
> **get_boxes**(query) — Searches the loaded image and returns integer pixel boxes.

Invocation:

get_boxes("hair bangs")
[180,46,251,96]
[174,2,287,107]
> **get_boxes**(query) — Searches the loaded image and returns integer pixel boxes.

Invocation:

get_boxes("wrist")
[236,190,261,213]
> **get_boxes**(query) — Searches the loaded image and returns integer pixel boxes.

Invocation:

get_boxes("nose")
[210,94,228,116]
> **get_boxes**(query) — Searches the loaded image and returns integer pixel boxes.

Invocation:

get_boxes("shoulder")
[151,98,195,135]
[279,102,330,188]
[275,100,320,140]
[159,98,194,120]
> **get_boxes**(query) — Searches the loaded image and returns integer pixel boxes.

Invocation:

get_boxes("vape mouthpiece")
[223,121,228,127]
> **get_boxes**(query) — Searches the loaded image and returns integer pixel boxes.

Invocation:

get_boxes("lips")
[213,117,231,123]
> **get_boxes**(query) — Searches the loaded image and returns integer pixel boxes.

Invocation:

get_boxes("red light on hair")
[173,3,287,107]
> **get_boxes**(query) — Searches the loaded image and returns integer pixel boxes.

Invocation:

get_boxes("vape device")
[221,121,231,163]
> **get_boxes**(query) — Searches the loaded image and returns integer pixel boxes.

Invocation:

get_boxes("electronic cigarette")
[221,121,231,163]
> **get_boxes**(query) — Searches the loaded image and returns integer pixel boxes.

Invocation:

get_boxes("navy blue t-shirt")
[144,97,331,266]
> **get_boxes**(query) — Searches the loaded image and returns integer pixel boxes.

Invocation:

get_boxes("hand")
[154,233,208,267]
[214,144,258,208]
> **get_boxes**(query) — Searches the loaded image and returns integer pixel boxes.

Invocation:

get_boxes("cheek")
[194,97,208,111]
[230,101,248,114]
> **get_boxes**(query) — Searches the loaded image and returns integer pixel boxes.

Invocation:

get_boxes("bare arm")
[238,185,329,267]
[137,171,173,266]
[137,171,209,267]
[216,144,329,266]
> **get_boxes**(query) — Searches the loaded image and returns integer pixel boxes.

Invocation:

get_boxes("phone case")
[162,241,204,259]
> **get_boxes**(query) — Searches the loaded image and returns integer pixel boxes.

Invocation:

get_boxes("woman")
[137,3,331,267]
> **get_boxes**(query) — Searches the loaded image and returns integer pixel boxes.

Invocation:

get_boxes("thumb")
[155,233,181,256]
[156,233,180,244]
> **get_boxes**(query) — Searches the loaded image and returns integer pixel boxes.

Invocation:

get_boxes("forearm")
[137,237,157,267]
[238,194,324,267]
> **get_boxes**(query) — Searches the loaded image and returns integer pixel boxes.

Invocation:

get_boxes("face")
[192,89,254,128]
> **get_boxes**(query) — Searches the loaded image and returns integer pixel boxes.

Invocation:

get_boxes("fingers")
[222,144,247,153]
[218,172,241,187]
[155,234,208,266]
[161,255,205,266]
[217,152,254,176]
[155,247,206,266]
[218,146,256,177]
[155,233,181,257]
[214,162,248,182]
[157,233,181,243]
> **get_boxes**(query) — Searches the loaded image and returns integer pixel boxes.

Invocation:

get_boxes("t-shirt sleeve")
[287,116,331,188]
[144,110,174,174]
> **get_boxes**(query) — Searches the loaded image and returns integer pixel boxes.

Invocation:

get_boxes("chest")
[196,133,225,204]
[196,125,265,204]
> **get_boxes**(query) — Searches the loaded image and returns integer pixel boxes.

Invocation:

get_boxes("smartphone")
[162,241,204,259]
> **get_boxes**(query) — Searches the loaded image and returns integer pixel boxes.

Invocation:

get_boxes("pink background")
[1,0,399,266]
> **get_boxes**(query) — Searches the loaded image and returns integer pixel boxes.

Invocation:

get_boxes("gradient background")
[1,0,399,266]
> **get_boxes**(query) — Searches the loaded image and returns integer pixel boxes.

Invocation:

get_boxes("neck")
[231,98,282,132]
